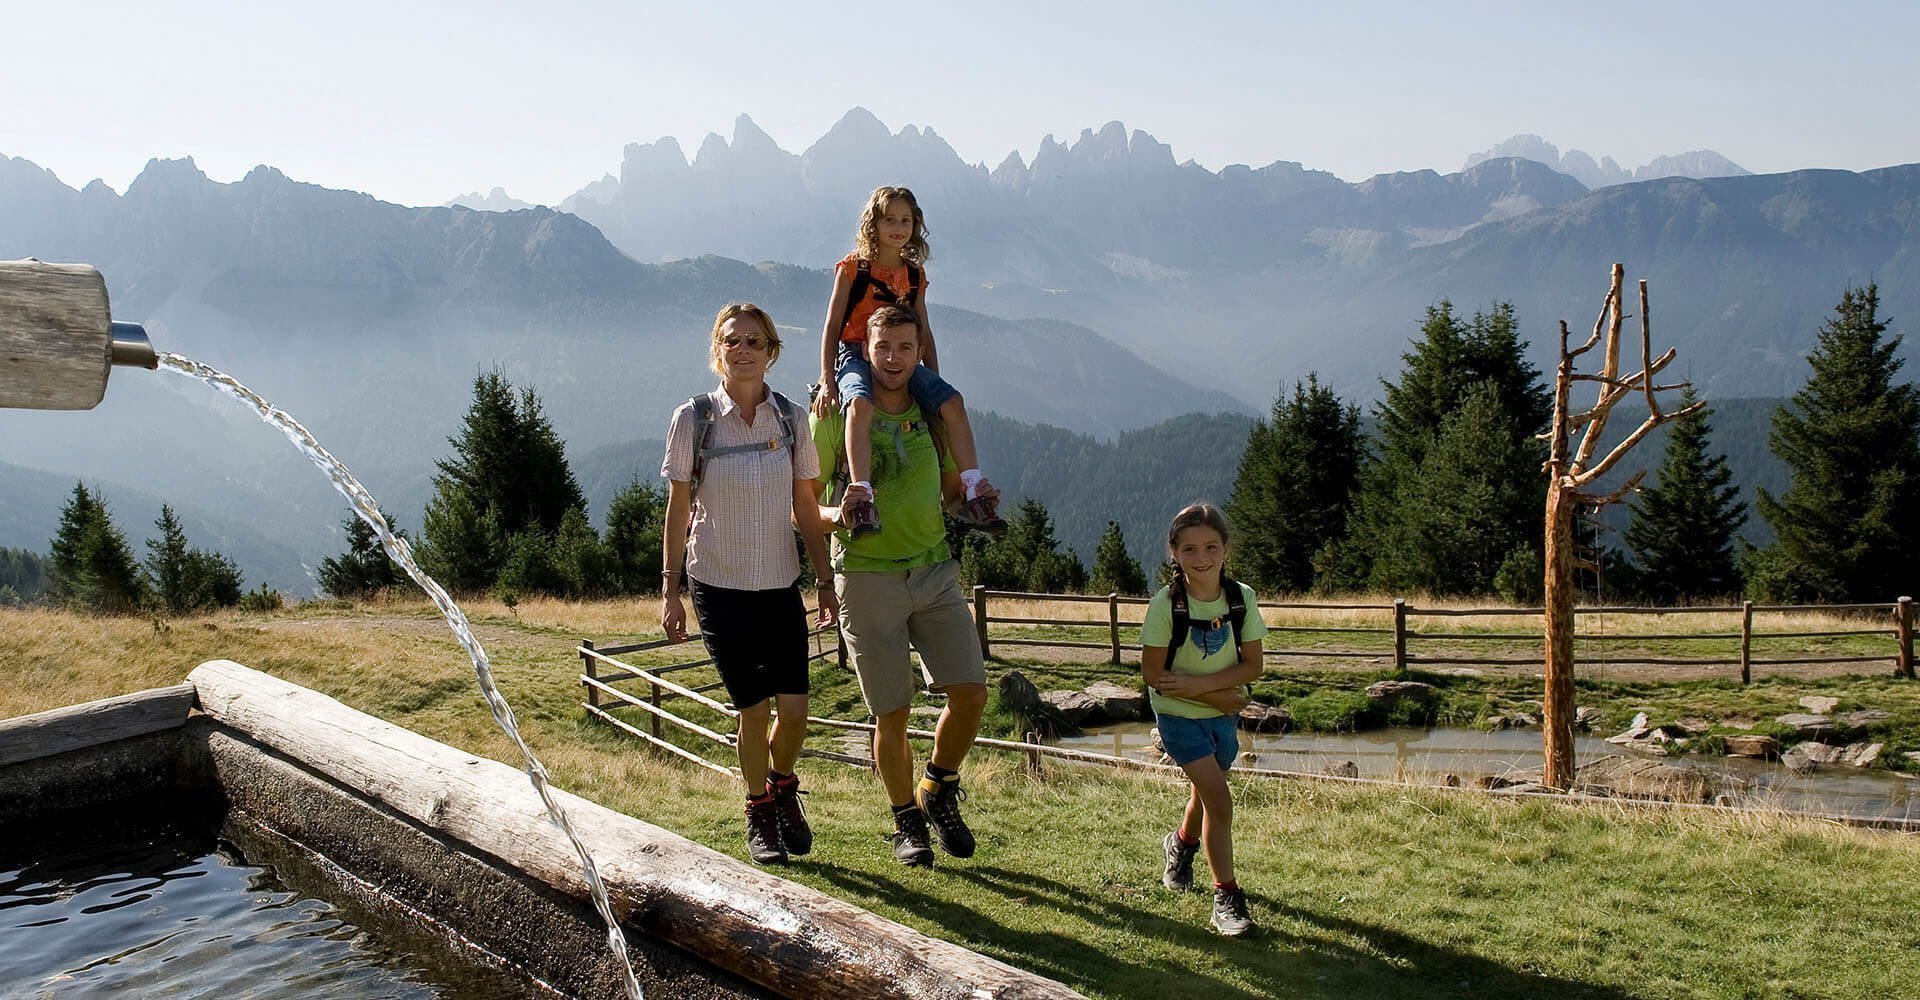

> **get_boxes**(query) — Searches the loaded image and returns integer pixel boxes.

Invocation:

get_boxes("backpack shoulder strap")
[1166,575,1191,654]
[836,258,874,342]
[688,394,715,494]
[905,261,924,308]
[1222,576,1248,648]
[767,390,800,451]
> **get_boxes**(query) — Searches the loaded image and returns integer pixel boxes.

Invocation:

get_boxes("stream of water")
[156,353,644,1000]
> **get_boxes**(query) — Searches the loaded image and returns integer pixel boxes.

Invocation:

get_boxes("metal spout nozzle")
[110,321,158,369]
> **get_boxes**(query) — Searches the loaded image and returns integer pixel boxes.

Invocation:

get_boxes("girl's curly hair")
[853,186,931,264]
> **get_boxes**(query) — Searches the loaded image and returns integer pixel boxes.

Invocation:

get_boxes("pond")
[1059,722,1920,822]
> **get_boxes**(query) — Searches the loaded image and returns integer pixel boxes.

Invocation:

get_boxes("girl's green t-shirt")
[1139,581,1266,718]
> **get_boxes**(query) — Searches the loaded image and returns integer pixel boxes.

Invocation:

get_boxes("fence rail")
[970,588,1918,684]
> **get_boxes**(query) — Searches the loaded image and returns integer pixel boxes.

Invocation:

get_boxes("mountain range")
[0,111,1911,591]
[1463,134,1750,190]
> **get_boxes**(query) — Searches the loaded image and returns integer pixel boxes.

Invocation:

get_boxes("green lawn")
[5,600,1919,999]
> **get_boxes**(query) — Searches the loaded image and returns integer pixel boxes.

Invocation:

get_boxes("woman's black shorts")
[687,578,811,709]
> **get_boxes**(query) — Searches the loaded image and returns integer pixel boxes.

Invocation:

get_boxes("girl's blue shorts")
[1156,712,1239,770]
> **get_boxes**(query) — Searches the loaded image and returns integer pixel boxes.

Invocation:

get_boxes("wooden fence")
[971,587,1918,684]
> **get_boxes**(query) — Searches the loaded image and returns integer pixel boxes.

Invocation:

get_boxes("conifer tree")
[47,483,146,613]
[1335,301,1551,593]
[1226,374,1361,592]
[1755,284,1920,602]
[1089,521,1148,596]
[0,548,47,603]
[145,505,244,613]
[1624,390,1747,602]
[420,370,587,593]
[960,498,1086,593]
[318,510,408,599]
[603,479,668,595]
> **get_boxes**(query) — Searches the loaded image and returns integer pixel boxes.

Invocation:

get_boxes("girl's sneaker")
[842,494,881,537]
[1161,831,1198,891]
[1211,887,1254,937]
[957,495,1007,535]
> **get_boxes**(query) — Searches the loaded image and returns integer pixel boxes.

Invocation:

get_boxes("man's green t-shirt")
[812,402,955,573]
[1139,581,1267,718]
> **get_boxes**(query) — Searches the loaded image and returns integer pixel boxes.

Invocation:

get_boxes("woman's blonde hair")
[708,302,781,375]
[853,186,931,264]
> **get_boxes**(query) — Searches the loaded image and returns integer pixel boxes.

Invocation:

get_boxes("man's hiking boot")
[1162,830,1199,892]
[914,778,976,858]
[1211,886,1255,937]
[890,807,935,867]
[842,493,881,538]
[745,799,787,866]
[957,495,1007,535]
[770,778,812,856]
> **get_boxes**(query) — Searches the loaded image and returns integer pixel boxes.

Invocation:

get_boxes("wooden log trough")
[0,660,1084,1000]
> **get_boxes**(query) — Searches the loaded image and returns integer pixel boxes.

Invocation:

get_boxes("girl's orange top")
[836,254,924,344]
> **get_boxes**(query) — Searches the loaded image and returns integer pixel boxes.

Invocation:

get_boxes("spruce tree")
[1336,301,1551,594]
[961,498,1086,593]
[319,510,408,599]
[420,370,587,593]
[0,548,46,602]
[47,483,146,613]
[1755,284,1920,602]
[1226,374,1362,593]
[146,505,193,612]
[603,479,667,595]
[1089,521,1148,596]
[1624,390,1748,602]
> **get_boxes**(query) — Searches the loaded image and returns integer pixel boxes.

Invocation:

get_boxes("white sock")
[851,480,872,494]
[960,468,984,501]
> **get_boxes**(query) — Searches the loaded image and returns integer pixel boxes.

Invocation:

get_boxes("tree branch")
[1571,469,1648,508]
[1572,401,1706,487]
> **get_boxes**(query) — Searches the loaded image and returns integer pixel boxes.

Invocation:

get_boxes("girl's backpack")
[836,259,924,339]
[1167,574,1249,653]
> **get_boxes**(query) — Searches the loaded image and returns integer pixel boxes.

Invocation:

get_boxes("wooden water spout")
[0,258,155,410]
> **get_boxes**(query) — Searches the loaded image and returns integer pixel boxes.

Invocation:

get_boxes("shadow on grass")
[810,862,1636,1000]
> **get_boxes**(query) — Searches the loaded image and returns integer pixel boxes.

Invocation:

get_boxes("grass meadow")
[4,597,1919,999]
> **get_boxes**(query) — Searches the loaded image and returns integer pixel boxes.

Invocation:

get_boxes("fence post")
[1740,601,1754,686]
[581,639,597,709]
[1108,592,1121,665]
[1392,599,1408,674]
[1897,596,1914,679]
[973,585,991,659]
[1024,730,1045,778]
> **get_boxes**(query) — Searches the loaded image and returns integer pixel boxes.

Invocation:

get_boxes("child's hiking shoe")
[889,808,935,867]
[745,798,787,866]
[842,493,881,538]
[914,777,976,858]
[769,777,812,856]
[1162,830,1199,891]
[957,495,1007,535]
[1211,887,1255,937]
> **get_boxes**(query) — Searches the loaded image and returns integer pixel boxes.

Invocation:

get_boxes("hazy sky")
[4,1,1916,207]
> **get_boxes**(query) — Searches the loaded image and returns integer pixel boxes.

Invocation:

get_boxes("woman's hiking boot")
[1162,830,1199,891]
[842,493,881,538]
[745,798,787,865]
[914,778,976,858]
[890,807,935,867]
[769,778,813,856]
[1211,886,1254,937]
[957,495,1007,535]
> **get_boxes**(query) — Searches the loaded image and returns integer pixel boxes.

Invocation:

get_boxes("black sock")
[925,762,959,783]
[891,802,920,822]
[768,769,797,787]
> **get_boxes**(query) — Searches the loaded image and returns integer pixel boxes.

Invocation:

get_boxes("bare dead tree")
[1541,263,1703,789]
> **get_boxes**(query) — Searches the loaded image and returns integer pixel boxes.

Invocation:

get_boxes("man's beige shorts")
[836,559,987,716]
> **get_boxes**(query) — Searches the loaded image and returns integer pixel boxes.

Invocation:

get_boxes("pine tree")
[1624,390,1748,602]
[1226,374,1362,593]
[1089,521,1148,596]
[0,547,47,603]
[420,370,588,593]
[1366,383,1540,595]
[145,504,244,613]
[552,507,611,598]
[1336,302,1551,594]
[603,479,667,595]
[1755,284,1920,602]
[318,510,408,599]
[960,498,1086,593]
[47,483,146,613]
[146,505,193,613]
